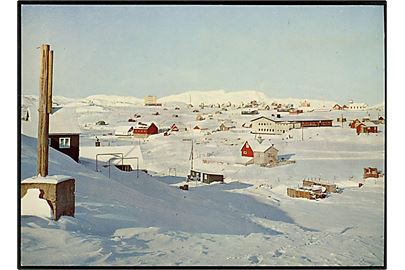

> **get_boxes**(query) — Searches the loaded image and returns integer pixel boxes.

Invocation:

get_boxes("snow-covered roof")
[135,122,155,129]
[349,102,367,107]
[243,140,277,153]
[22,175,73,184]
[49,108,81,134]
[191,160,225,175]
[115,126,134,135]
[250,115,332,123]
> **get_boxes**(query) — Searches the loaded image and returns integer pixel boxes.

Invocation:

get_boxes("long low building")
[250,115,332,135]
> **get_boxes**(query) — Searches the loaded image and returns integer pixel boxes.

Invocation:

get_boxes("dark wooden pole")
[37,44,51,177]
[47,50,54,114]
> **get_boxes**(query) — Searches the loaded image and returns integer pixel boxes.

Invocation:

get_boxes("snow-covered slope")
[158,89,270,105]
[80,95,144,107]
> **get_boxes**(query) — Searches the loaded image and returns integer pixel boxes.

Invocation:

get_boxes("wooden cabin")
[49,108,81,162]
[356,124,378,135]
[219,122,236,131]
[133,122,158,136]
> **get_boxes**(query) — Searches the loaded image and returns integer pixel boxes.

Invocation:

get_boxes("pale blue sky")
[21,5,384,104]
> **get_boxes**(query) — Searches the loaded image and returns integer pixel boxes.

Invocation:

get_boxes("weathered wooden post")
[37,44,51,177]
[47,50,54,114]
[21,44,76,221]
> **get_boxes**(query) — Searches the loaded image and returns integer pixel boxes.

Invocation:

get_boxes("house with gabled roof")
[49,108,81,162]
[241,141,279,166]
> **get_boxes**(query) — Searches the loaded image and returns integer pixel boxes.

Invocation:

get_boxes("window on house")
[59,137,71,149]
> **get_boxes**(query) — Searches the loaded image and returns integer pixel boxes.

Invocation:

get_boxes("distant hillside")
[23,90,384,110]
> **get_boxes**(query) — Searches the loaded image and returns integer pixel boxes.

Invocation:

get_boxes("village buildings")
[333,101,367,111]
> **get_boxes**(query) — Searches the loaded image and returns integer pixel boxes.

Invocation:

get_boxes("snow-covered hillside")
[20,92,385,267]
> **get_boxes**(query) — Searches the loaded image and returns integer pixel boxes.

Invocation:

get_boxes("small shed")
[219,122,236,131]
[196,114,205,121]
[189,169,224,184]
[96,120,108,126]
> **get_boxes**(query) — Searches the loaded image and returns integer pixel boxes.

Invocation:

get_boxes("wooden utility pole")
[301,126,304,141]
[47,50,54,114]
[190,139,194,170]
[37,44,53,177]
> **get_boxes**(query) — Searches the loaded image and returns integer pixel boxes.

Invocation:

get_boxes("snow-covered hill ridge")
[23,90,384,109]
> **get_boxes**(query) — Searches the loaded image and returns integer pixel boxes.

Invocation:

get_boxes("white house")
[347,102,368,110]
[250,116,299,135]
[115,126,134,136]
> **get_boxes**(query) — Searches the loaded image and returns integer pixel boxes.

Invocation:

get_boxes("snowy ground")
[20,94,385,266]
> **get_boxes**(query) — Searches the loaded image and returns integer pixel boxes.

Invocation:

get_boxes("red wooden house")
[241,141,254,157]
[133,122,158,136]
[356,123,378,135]
[299,119,332,127]
[350,119,361,128]
[355,123,366,135]
[333,104,343,110]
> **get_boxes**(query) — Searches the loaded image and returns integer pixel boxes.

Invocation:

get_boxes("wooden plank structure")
[302,179,338,193]
[287,187,327,200]
[287,188,313,200]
